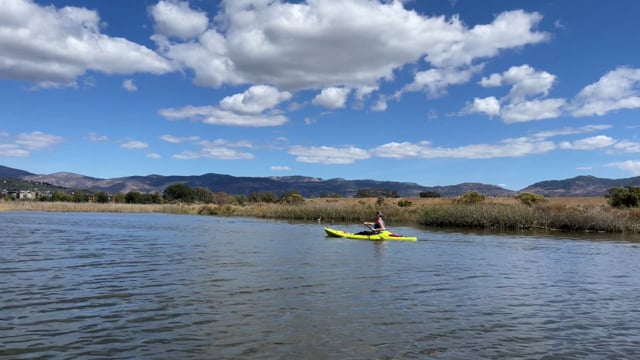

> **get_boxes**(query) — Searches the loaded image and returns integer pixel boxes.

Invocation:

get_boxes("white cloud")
[172,146,254,160]
[271,165,291,171]
[170,137,255,160]
[500,98,566,123]
[0,0,172,86]
[121,140,149,149]
[467,96,501,117]
[159,85,291,127]
[402,65,483,98]
[571,67,640,117]
[613,140,640,153]
[558,135,616,150]
[289,145,370,164]
[0,131,64,157]
[15,131,65,150]
[480,64,556,100]
[312,87,351,109]
[606,160,640,175]
[86,132,109,142]
[0,145,29,158]
[219,85,292,114]
[372,96,388,112]
[146,152,162,159]
[199,146,254,160]
[123,79,138,92]
[160,105,288,127]
[371,137,556,159]
[153,2,547,91]
[471,65,565,123]
[532,124,612,139]
[150,0,209,40]
[160,134,201,143]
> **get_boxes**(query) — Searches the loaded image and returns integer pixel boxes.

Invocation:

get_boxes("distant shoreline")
[2,197,638,234]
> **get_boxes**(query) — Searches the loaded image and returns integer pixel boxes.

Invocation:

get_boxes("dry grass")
[0,201,194,214]
[1,196,636,233]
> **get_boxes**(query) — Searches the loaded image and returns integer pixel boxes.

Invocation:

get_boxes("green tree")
[51,191,71,202]
[71,190,85,203]
[163,183,195,203]
[125,191,144,204]
[194,187,214,203]
[419,191,441,198]
[95,191,110,203]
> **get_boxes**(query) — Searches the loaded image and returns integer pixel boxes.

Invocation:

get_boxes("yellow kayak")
[324,227,417,242]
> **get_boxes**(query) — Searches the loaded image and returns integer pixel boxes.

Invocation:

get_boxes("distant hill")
[520,175,640,197]
[0,165,34,178]
[2,164,639,197]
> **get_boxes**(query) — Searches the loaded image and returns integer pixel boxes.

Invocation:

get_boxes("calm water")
[1,212,640,359]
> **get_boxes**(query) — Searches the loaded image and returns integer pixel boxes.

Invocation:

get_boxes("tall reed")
[419,202,640,233]
[3,197,639,233]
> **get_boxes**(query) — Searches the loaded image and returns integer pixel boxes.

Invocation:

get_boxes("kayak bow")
[324,227,417,241]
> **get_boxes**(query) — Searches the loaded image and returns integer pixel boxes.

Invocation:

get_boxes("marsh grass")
[2,196,638,233]
[419,201,640,233]
[0,201,194,214]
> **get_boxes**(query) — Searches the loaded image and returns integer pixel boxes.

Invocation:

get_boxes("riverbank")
[2,197,639,233]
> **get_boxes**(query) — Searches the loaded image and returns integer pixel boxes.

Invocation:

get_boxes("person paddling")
[363,211,385,233]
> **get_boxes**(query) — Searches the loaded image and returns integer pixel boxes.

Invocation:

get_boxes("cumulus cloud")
[401,65,483,98]
[312,87,351,109]
[467,96,501,117]
[468,64,565,122]
[289,145,370,164]
[159,85,291,126]
[571,67,640,117]
[500,98,566,123]
[480,64,556,100]
[152,1,547,92]
[0,0,172,86]
[150,0,209,40]
[219,85,292,114]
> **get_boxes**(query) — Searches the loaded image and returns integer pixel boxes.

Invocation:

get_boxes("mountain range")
[1,164,638,198]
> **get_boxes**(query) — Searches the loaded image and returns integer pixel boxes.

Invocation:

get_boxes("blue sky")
[1,0,640,190]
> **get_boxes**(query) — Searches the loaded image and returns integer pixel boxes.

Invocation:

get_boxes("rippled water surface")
[2,211,640,359]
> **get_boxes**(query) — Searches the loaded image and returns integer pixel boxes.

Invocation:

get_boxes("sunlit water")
[1,211,640,359]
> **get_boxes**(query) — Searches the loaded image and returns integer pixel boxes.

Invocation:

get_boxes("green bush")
[455,191,485,204]
[607,186,640,208]
[397,199,413,207]
[515,192,546,206]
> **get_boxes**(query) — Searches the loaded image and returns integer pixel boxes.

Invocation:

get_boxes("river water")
[1,211,639,359]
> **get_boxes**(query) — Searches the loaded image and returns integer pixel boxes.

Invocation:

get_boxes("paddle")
[361,222,381,234]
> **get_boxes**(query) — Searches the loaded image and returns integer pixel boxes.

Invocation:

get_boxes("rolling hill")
[2,164,639,197]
